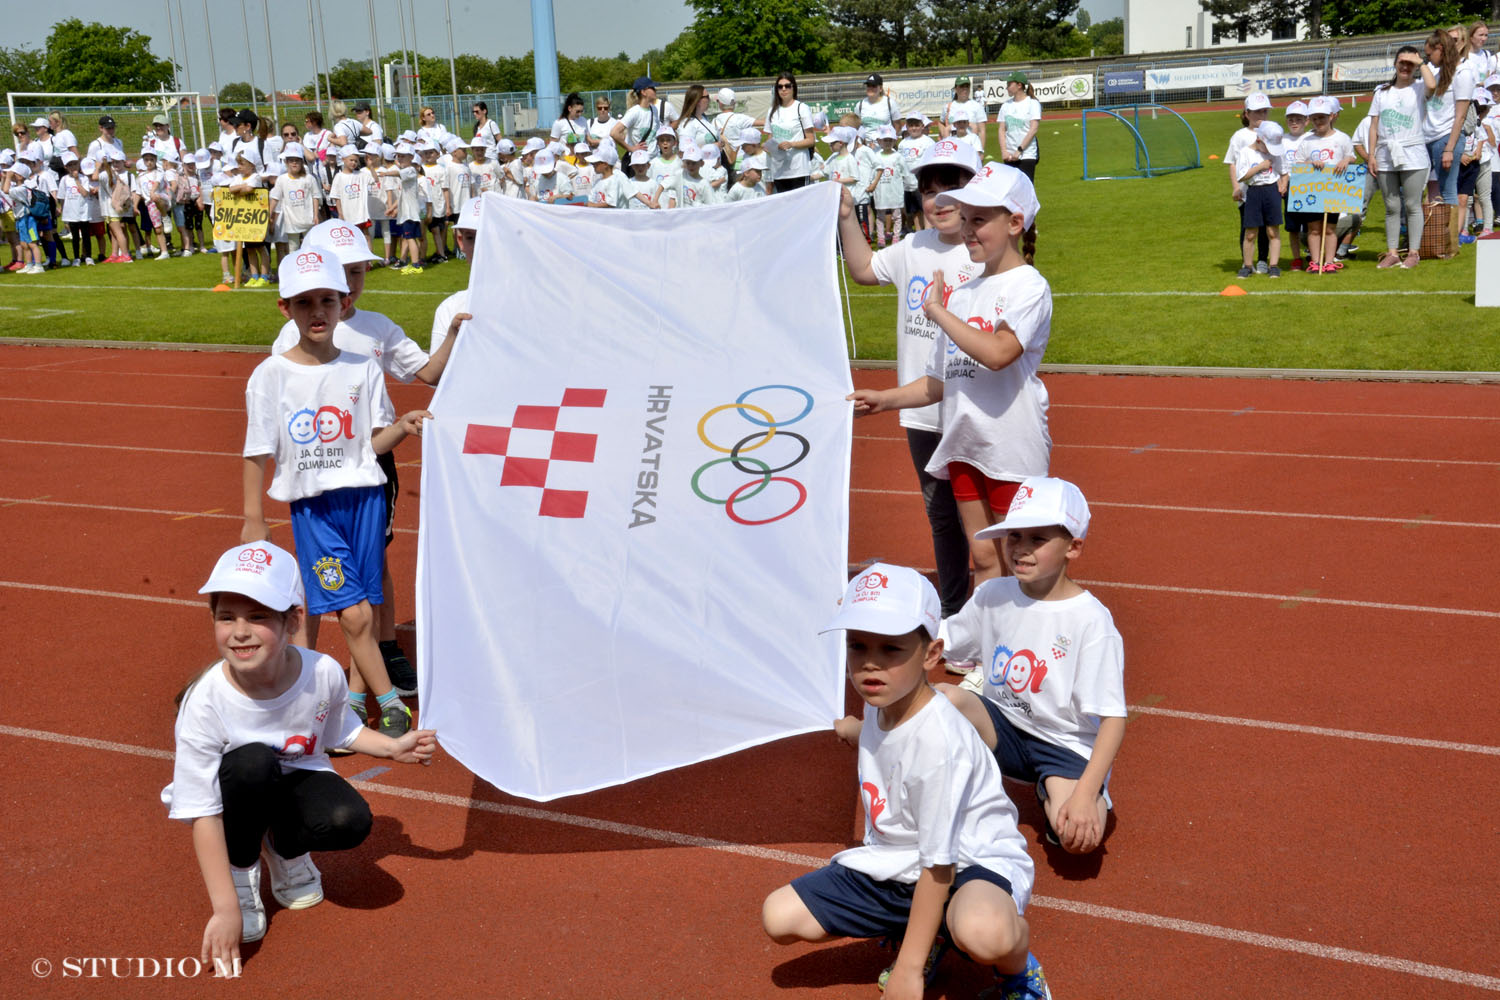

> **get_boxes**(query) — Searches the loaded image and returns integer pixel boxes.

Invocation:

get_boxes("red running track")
[0,345,1496,998]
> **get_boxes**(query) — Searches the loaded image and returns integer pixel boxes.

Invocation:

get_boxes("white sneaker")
[82,257,95,266]
[25,264,44,274]
[58,258,72,267]
[155,251,171,261]
[262,838,324,909]
[231,861,267,942]
[958,669,984,695]
[181,248,195,256]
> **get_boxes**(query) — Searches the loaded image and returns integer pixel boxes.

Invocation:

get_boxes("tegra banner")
[1228,69,1324,97]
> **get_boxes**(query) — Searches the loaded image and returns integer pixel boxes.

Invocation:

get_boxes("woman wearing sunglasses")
[472,101,501,145]
[765,72,816,193]
[1368,46,1431,268]
[588,97,618,150]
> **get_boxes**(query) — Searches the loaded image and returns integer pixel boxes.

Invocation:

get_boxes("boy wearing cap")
[243,249,431,736]
[940,477,1126,857]
[443,143,472,249]
[899,116,935,231]
[725,153,767,202]
[270,145,323,252]
[59,154,98,264]
[584,144,626,208]
[2,162,44,273]
[392,146,425,272]
[419,144,450,262]
[762,563,1051,1000]
[1235,122,1285,278]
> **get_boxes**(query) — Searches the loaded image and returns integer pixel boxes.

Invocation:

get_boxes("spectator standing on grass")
[675,85,720,154]
[87,115,125,165]
[856,73,900,145]
[1234,121,1285,279]
[146,114,185,162]
[217,107,238,148]
[303,110,334,184]
[587,95,619,149]
[1288,96,1353,273]
[551,92,593,148]
[1459,90,1495,241]
[898,115,936,232]
[353,102,383,148]
[416,106,450,149]
[612,77,679,160]
[48,113,78,161]
[1227,93,1273,274]
[941,76,989,150]
[472,101,502,144]
[1421,28,1474,257]
[1000,73,1042,263]
[765,72,816,193]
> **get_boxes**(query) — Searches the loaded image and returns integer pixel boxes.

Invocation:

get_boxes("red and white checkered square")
[462,389,607,519]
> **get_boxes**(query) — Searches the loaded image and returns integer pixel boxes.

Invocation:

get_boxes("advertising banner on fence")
[1332,59,1392,84]
[1228,69,1324,97]
[1288,162,1368,214]
[416,188,851,801]
[980,73,1095,106]
[210,189,269,242]
[1145,63,1244,90]
[1102,70,1146,95]
[886,76,965,118]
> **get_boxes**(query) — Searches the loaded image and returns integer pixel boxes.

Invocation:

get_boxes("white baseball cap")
[1308,95,1338,116]
[905,113,930,126]
[1285,100,1310,117]
[8,162,31,179]
[737,127,762,146]
[235,146,263,170]
[496,138,517,154]
[587,144,620,166]
[277,247,350,298]
[456,195,484,230]
[829,126,857,147]
[194,151,211,167]
[699,144,721,164]
[1474,88,1494,107]
[469,135,490,148]
[876,124,899,141]
[280,142,306,160]
[949,106,972,123]
[820,563,941,640]
[381,143,397,161]
[933,161,1040,229]
[680,143,703,161]
[1485,74,1500,88]
[1244,92,1271,112]
[657,125,677,140]
[715,87,736,105]
[534,149,557,174]
[304,219,382,264]
[341,146,364,160]
[573,140,591,154]
[29,117,49,129]
[974,477,1091,541]
[915,137,982,178]
[80,156,97,172]
[628,149,650,165]
[60,151,79,165]
[17,145,41,162]
[199,540,305,611]
[522,136,546,154]
[741,152,767,171]
[1256,120,1287,156]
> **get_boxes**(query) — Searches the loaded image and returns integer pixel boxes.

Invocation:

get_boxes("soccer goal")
[1081,104,1201,180]
[6,90,209,155]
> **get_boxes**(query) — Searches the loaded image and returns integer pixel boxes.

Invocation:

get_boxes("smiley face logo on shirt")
[287,407,317,444]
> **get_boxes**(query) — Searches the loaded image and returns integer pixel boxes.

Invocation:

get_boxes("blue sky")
[12,0,1124,97]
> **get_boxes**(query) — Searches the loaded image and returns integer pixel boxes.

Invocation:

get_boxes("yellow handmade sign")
[212,189,271,242]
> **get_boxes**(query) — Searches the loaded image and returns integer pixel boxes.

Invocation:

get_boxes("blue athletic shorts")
[980,696,1090,786]
[393,220,419,240]
[15,215,38,243]
[288,485,385,614]
[791,861,1014,940]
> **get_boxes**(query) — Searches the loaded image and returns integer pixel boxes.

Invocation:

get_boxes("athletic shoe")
[1460,233,1477,245]
[878,935,948,993]
[1305,263,1323,274]
[1267,266,1281,278]
[980,954,1052,1000]
[1254,260,1269,274]
[400,264,424,275]
[1290,257,1304,271]
[58,258,72,267]
[378,701,413,738]
[1377,251,1400,269]
[386,258,399,269]
[23,264,43,274]
[1402,252,1420,269]
[231,862,267,943]
[262,838,324,909]
[944,658,978,675]
[135,247,149,259]
[455,249,467,261]
[155,251,172,261]
[5,262,24,271]
[181,248,194,256]
[380,640,418,696]
[1235,265,1253,278]
[82,257,95,266]
[1326,260,1344,271]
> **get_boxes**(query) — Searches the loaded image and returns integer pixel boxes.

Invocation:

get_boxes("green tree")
[829,0,931,69]
[42,19,175,93]
[1320,0,1489,35]
[926,0,1078,65]
[1076,8,1091,30]
[218,81,265,104]
[0,45,46,97]
[689,0,832,78]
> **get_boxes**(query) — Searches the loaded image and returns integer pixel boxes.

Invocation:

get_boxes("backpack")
[109,173,134,215]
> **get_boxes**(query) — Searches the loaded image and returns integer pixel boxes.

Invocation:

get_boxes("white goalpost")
[6,90,208,154]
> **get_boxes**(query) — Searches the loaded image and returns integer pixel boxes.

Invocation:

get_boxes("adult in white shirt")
[47,112,79,160]
[611,76,679,159]
[216,107,239,148]
[1421,28,1474,254]
[941,76,989,149]
[765,72,816,192]
[86,115,125,163]
[550,92,595,148]
[856,73,901,144]
[1000,72,1042,179]
[710,88,755,163]
[328,101,363,151]
[353,102,384,146]
[144,115,184,162]
[1368,46,1431,268]
[471,100,503,144]
[587,95,619,148]
[1458,21,1494,83]
[416,105,451,148]
[673,85,721,153]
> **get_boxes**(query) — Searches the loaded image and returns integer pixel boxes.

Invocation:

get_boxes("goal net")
[6,91,209,157]
[1081,104,1201,181]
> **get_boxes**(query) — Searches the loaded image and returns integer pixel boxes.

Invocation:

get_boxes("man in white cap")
[266,218,461,693]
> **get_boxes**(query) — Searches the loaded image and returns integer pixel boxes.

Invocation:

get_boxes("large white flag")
[416,188,851,801]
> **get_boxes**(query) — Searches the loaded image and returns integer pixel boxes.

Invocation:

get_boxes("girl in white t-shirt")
[898,116,936,231]
[648,128,684,208]
[868,128,909,246]
[624,151,658,209]
[166,541,436,963]
[1422,27,1475,254]
[942,77,989,148]
[270,147,322,251]
[1291,99,1354,272]
[848,164,1050,585]
[1000,74,1042,177]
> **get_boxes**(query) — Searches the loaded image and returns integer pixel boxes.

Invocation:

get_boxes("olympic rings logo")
[691,385,813,526]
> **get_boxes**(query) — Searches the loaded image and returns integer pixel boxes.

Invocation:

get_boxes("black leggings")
[772,176,807,193]
[219,743,372,867]
[906,428,970,616]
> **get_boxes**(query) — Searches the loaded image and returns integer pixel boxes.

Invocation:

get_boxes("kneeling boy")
[943,477,1126,855]
[762,564,1050,1000]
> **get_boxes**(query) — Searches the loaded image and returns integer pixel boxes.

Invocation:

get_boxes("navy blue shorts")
[289,485,386,614]
[980,696,1089,786]
[1241,184,1282,228]
[393,220,418,240]
[792,862,1014,940]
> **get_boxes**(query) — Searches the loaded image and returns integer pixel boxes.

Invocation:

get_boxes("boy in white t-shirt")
[724,153,767,202]
[585,144,627,208]
[392,146,425,273]
[1234,122,1286,278]
[942,477,1126,857]
[270,144,322,251]
[761,564,1050,1000]
[898,115,936,231]
[242,250,429,738]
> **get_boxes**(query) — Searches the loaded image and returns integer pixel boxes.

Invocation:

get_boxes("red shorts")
[947,462,1021,511]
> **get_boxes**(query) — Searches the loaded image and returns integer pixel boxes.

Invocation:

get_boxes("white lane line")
[3,721,1494,992]
[1127,706,1500,756]
[849,490,1500,530]
[842,288,1475,298]
[1078,578,1500,620]
[0,496,418,534]
[0,395,242,413]
[0,438,236,457]
[851,434,1500,467]
[1055,403,1500,422]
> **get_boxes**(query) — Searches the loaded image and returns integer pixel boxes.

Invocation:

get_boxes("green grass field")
[3,105,1497,371]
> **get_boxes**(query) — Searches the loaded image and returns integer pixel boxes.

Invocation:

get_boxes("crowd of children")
[1228,21,1498,274]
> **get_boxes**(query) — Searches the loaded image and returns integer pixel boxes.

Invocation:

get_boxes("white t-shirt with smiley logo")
[941,576,1126,764]
[831,693,1034,903]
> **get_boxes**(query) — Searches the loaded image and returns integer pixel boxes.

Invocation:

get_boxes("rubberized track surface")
[1,344,1496,997]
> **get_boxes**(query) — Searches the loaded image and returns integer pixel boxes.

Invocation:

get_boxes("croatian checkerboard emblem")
[463,388,607,518]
